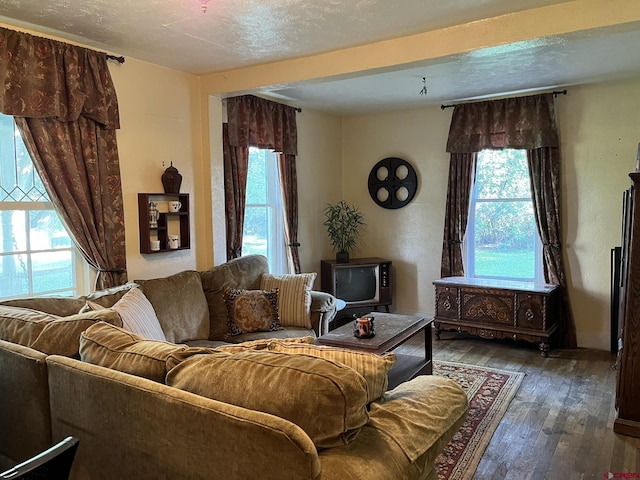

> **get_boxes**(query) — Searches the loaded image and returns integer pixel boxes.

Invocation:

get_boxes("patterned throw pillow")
[224,288,282,336]
[259,273,316,329]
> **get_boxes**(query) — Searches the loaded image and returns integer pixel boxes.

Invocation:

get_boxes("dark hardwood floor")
[397,330,640,479]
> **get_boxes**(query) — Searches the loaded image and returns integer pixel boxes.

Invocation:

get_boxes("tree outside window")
[465,149,543,282]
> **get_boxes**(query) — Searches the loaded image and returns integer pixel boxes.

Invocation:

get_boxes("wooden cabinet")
[433,276,560,356]
[138,193,190,253]
[614,172,640,438]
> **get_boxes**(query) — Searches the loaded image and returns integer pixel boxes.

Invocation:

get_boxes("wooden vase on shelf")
[161,163,182,194]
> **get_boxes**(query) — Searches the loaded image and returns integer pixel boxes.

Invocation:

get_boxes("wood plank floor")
[396,330,640,479]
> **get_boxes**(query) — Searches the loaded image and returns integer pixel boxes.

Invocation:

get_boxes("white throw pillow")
[259,273,316,329]
[110,287,166,341]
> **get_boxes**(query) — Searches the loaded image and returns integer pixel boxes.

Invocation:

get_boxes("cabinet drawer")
[516,294,545,330]
[435,286,458,320]
[460,289,514,325]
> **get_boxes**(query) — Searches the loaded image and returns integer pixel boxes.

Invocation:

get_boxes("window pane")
[245,148,268,204]
[473,200,536,279]
[0,210,26,251]
[242,206,268,257]
[29,210,70,251]
[31,251,74,294]
[0,253,28,296]
[475,149,531,200]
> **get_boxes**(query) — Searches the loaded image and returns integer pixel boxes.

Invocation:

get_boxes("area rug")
[433,361,525,480]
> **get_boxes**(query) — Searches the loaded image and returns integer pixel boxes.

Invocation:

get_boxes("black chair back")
[0,437,79,480]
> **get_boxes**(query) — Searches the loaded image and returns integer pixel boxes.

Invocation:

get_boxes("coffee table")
[317,312,433,390]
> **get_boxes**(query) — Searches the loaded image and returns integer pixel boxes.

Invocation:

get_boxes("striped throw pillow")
[259,273,316,329]
[268,342,396,403]
[110,287,166,341]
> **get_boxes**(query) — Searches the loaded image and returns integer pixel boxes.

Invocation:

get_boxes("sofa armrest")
[310,291,337,336]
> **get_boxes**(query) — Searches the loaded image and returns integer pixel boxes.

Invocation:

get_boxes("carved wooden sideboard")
[433,276,560,356]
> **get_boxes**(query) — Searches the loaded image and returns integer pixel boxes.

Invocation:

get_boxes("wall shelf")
[138,193,190,254]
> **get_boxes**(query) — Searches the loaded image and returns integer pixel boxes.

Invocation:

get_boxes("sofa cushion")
[200,255,269,341]
[30,309,123,357]
[0,297,85,317]
[0,305,122,357]
[108,287,166,341]
[166,350,370,448]
[135,271,210,343]
[268,343,396,403]
[224,288,282,336]
[259,273,316,329]
[79,322,210,383]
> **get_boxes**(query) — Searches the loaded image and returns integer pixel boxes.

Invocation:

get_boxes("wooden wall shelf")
[138,193,190,254]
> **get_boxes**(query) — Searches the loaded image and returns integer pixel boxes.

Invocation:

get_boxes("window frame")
[242,147,287,274]
[0,114,89,300]
[464,149,544,283]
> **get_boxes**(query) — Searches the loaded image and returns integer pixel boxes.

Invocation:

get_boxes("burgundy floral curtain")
[222,123,249,260]
[279,153,301,273]
[0,27,127,289]
[444,93,576,347]
[225,95,299,270]
[441,153,476,277]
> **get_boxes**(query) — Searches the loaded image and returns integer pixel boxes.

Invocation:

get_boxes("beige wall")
[340,77,640,350]
[110,58,204,280]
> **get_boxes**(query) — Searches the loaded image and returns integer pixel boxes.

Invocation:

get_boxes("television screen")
[335,266,377,303]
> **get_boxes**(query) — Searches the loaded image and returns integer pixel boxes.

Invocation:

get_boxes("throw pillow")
[224,288,282,336]
[79,322,212,383]
[259,273,316,329]
[268,343,396,403]
[166,350,369,448]
[109,287,166,341]
[212,335,315,354]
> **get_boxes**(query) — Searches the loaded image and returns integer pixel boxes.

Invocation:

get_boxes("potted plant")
[323,200,366,263]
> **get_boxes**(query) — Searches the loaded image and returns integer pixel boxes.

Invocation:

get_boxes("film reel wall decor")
[367,157,418,209]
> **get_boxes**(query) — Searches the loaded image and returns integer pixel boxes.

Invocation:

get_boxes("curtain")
[222,123,249,260]
[440,153,475,277]
[225,95,299,269]
[0,27,126,289]
[527,147,577,347]
[444,93,576,347]
[279,153,301,273]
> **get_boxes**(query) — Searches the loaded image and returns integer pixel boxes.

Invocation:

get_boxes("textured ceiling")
[1,0,640,114]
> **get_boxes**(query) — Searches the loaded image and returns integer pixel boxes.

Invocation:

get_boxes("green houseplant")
[323,200,366,263]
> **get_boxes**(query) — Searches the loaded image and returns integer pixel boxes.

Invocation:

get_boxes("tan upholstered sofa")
[0,255,468,480]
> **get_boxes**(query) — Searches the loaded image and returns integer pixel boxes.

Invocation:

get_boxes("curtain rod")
[440,89,568,110]
[106,54,125,64]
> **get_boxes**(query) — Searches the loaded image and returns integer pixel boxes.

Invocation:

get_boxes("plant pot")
[336,251,349,263]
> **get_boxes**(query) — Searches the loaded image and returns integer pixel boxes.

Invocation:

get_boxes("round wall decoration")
[367,157,418,209]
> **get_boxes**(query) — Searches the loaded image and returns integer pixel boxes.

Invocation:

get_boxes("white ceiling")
[1,0,640,115]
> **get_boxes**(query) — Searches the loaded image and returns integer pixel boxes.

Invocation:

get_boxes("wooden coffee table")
[317,312,433,390]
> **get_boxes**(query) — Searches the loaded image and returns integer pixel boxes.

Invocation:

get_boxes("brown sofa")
[0,255,468,479]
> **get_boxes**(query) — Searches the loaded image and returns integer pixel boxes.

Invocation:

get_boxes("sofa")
[0,255,468,480]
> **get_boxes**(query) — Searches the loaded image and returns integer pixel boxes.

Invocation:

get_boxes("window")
[242,147,287,274]
[0,113,86,299]
[464,149,543,282]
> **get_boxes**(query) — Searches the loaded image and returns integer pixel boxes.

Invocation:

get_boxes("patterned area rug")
[433,361,525,480]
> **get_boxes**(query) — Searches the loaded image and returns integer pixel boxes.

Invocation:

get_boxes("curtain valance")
[226,95,297,155]
[0,27,120,129]
[446,93,558,153]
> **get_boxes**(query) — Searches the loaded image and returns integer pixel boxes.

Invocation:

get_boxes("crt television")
[321,257,392,309]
